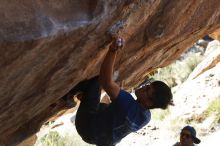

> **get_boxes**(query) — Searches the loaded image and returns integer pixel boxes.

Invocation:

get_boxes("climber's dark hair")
[149,81,173,109]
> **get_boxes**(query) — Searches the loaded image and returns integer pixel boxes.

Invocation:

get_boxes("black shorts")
[75,76,101,144]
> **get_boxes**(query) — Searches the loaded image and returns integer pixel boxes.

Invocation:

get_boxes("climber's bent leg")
[75,76,101,144]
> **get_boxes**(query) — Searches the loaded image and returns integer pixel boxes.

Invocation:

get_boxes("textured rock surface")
[0,0,220,145]
[210,28,220,40]
[188,41,220,80]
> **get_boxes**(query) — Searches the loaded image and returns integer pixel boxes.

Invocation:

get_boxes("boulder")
[172,61,220,119]
[188,40,220,80]
[210,28,220,40]
[0,0,220,145]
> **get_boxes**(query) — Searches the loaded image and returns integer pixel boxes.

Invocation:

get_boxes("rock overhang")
[0,0,219,145]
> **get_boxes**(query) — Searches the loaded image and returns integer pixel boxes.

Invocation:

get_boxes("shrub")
[185,96,220,125]
[184,52,204,71]
[151,108,170,121]
[39,131,65,146]
[204,96,220,123]
[150,52,204,87]
[35,130,94,146]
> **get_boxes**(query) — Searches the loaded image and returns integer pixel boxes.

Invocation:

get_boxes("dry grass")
[150,52,204,87]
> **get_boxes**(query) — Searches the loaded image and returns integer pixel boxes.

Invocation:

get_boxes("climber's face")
[135,84,154,109]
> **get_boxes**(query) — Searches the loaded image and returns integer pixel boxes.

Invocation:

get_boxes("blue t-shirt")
[109,90,151,145]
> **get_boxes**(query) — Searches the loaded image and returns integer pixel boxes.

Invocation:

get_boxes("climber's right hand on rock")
[109,37,124,52]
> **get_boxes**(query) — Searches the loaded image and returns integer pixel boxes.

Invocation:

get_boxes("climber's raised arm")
[99,37,124,101]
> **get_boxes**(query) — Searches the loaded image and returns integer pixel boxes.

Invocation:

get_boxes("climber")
[62,35,173,146]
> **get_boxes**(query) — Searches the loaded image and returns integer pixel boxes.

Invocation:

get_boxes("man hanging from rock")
[62,35,173,146]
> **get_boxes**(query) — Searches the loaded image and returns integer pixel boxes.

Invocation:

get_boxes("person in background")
[173,125,201,146]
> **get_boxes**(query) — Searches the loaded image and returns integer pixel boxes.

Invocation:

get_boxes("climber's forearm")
[99,37,123,100]
[100,49,120,100]
[100,50,116,86]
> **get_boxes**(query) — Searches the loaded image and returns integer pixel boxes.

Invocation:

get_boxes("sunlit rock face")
[0,0,219,145]
[210,28,220,40]
[188,40,220,80]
